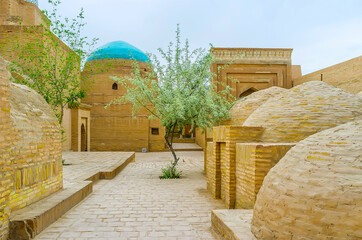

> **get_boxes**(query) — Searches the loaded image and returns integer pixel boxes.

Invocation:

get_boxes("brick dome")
[243,81,362,142]
[251,120,362,239]
[224,87,286,125]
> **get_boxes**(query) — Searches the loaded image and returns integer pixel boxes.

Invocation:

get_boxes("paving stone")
[35,151,225,239]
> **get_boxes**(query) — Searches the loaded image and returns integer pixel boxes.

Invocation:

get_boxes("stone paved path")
[35,151,225,240]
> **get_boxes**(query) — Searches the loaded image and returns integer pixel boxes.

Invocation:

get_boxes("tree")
[4,0,98,124]
[110,25,234,178]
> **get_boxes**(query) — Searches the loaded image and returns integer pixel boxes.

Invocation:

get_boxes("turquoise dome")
[26,0,38,6]
[87,41,149,62]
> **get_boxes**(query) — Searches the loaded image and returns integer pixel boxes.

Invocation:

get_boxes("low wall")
[208,126,263,209]
[235,143,295,209]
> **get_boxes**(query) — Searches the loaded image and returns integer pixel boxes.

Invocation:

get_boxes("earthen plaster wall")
[252,120,362,239]
[295,56,362,94]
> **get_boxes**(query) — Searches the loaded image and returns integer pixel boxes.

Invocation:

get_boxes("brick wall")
[82,59,165,152]
[0,57,62,240]
[295,56,362,94]
[209,126,263,208]
[235,143,294,209]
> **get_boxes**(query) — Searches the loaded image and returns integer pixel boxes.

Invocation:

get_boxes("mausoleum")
[81,41,165,152]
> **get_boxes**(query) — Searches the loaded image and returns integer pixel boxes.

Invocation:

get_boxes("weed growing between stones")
[160,162,182,179]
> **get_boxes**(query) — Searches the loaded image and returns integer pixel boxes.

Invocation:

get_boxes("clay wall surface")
[235,143,294,209]
[82,59,165,152]
[252,120,362,239]
[0,57,62,240]
[295,56,362,94]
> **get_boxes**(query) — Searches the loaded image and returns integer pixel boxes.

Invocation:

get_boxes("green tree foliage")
[5,0,97,124]
[110,25,234,178]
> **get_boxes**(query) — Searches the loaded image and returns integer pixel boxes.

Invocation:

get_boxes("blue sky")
[38,0,362,74]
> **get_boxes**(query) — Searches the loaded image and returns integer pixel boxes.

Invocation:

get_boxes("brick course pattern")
[0,57,62,240]
[81,59,165,152]
[224,87,286,125]
[252,120,362,239]
[235,143,295,209]
[295,56,362,94]
[243,81,362,143]
[209,126,263,209]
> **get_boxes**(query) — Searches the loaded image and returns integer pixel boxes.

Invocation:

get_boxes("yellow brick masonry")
[0,57,12,240]
[243,81,362,143]
[252,120,362,239]
[295,56,362,94]
[209,126,263,209]
[9,82,63,211]
[235,143,295,209]
[0,57,63,240]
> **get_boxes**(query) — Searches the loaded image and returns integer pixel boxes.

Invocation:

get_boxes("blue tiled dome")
[26,0,38,6]
[86,41,149,62]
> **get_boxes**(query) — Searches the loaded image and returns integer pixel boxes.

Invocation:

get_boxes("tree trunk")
[165,124,179,178]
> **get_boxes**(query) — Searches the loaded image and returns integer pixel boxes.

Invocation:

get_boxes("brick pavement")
[35,151,225,240]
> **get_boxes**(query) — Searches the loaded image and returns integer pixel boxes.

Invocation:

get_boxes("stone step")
[9,181,92,240]
[211,209,256,240]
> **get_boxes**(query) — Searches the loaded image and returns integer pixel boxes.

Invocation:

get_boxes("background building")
[81,41,165,152]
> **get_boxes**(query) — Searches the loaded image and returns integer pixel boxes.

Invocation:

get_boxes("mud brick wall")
[209,126,263,209]
[235,143,295,209]
[294,56,362,94]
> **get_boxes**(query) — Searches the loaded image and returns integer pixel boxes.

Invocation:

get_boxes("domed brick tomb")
[252,120,362,239]
[224,86,286,125]
[243,81,362,143]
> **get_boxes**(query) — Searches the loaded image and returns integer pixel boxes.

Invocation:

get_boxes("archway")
[239,88,257,98]
[81,124,87,152]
